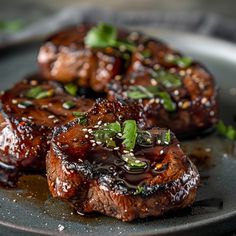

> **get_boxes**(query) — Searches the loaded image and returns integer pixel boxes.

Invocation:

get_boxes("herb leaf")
[85,23,135,51]
[25,86,43,98]
[25,86,54,99]
[165,54,193,68]
[126,86,176,112]
[0,20,23,32]
[216,120,236,140]
[126,85,159,99]
[122,120,137,151]
[85,23,117,48]
[139,50,151,59]
[72,112,87,125]
[153,70,182,88]
[157,129,172,145]
[93,121,121,148]
[137,130,153,147]
[62,101,76,110]
[17,100,33,109]
[158,92,176,112]
[64,83,78,96]
[122,154,147,170]
[134,186,145,195]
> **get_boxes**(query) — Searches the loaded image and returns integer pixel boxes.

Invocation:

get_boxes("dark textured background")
[1,0,236,45]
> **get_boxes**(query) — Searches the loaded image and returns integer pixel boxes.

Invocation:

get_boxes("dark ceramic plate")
[0,28,236,236]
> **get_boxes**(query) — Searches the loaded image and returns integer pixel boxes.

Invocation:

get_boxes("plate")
[0,28,236,236]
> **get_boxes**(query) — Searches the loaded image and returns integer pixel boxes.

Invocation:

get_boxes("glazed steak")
[0,75,94,186]
[47,100,199,221]
[108,63,218,137]
[38,24,218,137]
[38,25,126,92]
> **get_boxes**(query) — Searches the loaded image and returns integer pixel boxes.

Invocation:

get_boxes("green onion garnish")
[64,83,78,96]
[62,101,76,110]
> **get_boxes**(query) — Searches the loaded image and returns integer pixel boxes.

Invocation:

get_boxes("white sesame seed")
[85,135,89,138]
[82,128,88,131]
[149,98,155,104]
[90,140,95,143]
[114,147,119,150]
[123,150,129,154]
[48,115,55,119]
[96,141,102,145]
[173,90,179,96]
[210,111,215,116]
[97,120,102,125]
[92,143,96,147]
[151,79,158,86]
[58,224,64,232]
[160,150,164,155]
[154,64,160,70]
[179,70,186,76]
[12,99,17,104]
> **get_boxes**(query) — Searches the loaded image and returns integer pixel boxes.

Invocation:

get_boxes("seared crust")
[47,99,199,221]
[38,24,218,137]
[38,25,126,91]
[0,74,94,186]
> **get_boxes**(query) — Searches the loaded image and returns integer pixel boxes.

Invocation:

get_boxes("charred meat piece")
[38,24,127,92]
[47,99,199,221]
[108,62,218,137]
[38,24,218,136]
[0,75,94,187]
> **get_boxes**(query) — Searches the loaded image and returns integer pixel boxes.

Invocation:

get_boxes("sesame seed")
[53,119,59,124]
[117,133,122,137]
[169,68,176,73]
[151,79,158,86]
[48,115,55,119]
[149,98,155,104]
[179,70,186,76]
[115,75,122,81]
[160,150,164,155]
[85,135,89,138]
[97,120,102,125]
[173,90,179,96]
[82,128,88,131]
[12,99,17,104]
[186,69,192,75]
[30,80,38,86]
[114,147,119,150]
[210,111,215,116]
[123,150,129,154]
[154,64,160,70]
[128,31,139,41]
[96,141,102,145]
[90,140,95,143]
[92,143,96,147]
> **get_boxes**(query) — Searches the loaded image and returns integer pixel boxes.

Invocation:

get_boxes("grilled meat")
[38,24,218,137]
[0,74,94,187]
[47,99,199,221]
